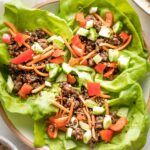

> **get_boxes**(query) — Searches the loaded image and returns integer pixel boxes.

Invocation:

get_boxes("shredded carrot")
[99,43,118,49]
[104,99,109,115]
[52,101,70,113]
[104,68,115,79]
[31,84,45,93]
[9,29,15,36]
[32,64,49,77]
[91,115,97,141]
[4,21,17,33]
[62,35,78,57]
[80,50,97,65]
[67,101,75,123]
[27,49,54,66]
[115,35,132,51]
[102,46,109,51]
[18,64,46,70]
[42,28,53,36]
[83,107,92,128]
[93,13,107,26]
[99,93,111,99]
[69,57,82,66]
[22,41,30,49]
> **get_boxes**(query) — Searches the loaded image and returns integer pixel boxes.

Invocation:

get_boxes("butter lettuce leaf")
[34,83,150,150]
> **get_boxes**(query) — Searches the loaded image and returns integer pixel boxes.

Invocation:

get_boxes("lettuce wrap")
[0,3,73,120]
[59,0,147,58]
[59,0,149,92]
[34,83,150,150]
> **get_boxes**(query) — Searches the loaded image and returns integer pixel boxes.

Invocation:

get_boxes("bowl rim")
[0,0,150,150]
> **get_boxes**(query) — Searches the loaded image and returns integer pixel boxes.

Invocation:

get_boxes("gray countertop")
[0,0,150,150]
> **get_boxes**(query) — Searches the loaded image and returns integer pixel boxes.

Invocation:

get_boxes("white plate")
[0,0,149,150]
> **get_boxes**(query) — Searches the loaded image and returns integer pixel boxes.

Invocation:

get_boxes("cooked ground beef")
[8,29,50,93]
[72,128,84,140]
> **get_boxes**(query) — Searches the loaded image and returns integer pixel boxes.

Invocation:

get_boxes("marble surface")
[0,0,149,150]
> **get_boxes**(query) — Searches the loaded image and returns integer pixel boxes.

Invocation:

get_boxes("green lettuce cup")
[59,0,149,92]
[34,83,150,150]
[0,3,73,120]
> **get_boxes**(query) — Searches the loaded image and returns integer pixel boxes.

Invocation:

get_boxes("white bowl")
[0,136,18,150]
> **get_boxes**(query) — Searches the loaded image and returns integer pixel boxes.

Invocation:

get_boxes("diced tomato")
[11,49,34,64]
[49,56,64,64]
[105,12,113,27]
[52,49,64,57]
[104,68,115,79]
[49,116,68,128]
[47,126,58,139]
[77,114,86,121]
[100,130,113,142]
[95,63,106,74]
[110,117,127,132]
[18,83,33,98]
[71,35,85,49]
[119,32,129,42]
[75,12,86,27]
[14,33,28,46]
[2,33,11,44]
[87,82,101,96]
[72,45,84,57]
[67,74,76,84]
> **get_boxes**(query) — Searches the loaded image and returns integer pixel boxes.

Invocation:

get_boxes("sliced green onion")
[103,115,112,129]
[77,28,89,37]
[79,121,90,131]
[7,75,14,93]
[83,130,92,144]
[108,49,119,62]
[85,99,98,108]
[66,128,73,139]
[93,54,102,64]
[113,21,123,34]
[31,42,43,54]
[93,106,105,115]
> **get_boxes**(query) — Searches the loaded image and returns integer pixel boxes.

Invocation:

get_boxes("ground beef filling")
[8,29,49,93]
[53,83,118,146]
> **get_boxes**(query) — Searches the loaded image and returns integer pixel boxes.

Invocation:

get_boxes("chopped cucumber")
[108,49,119,62]
[64,140,77,150]
[7,75,14,93]
[85,99,98,108]
[56,72,67,82]
[113,21,123,34]
[79,121,90,131]
[46,63,60,81]
[118,54,130,70]
[93,54,102,64]
[77,28,89,37]
[31,42,43,54]
[47,35,64,43]
[62,63,73,74]
[95,73,103,82]
[83,130,92,144]
[88,28,98,41]
[66,128,73,139]
[86,20,94,29]
[117,107,129,117]
[93,106,105,115]
[103,115,112,129]
[99,26,112,38]
[45,81,52,87]
[100,8,110,17]
[89,7,98,14]
[53,40,65,50]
